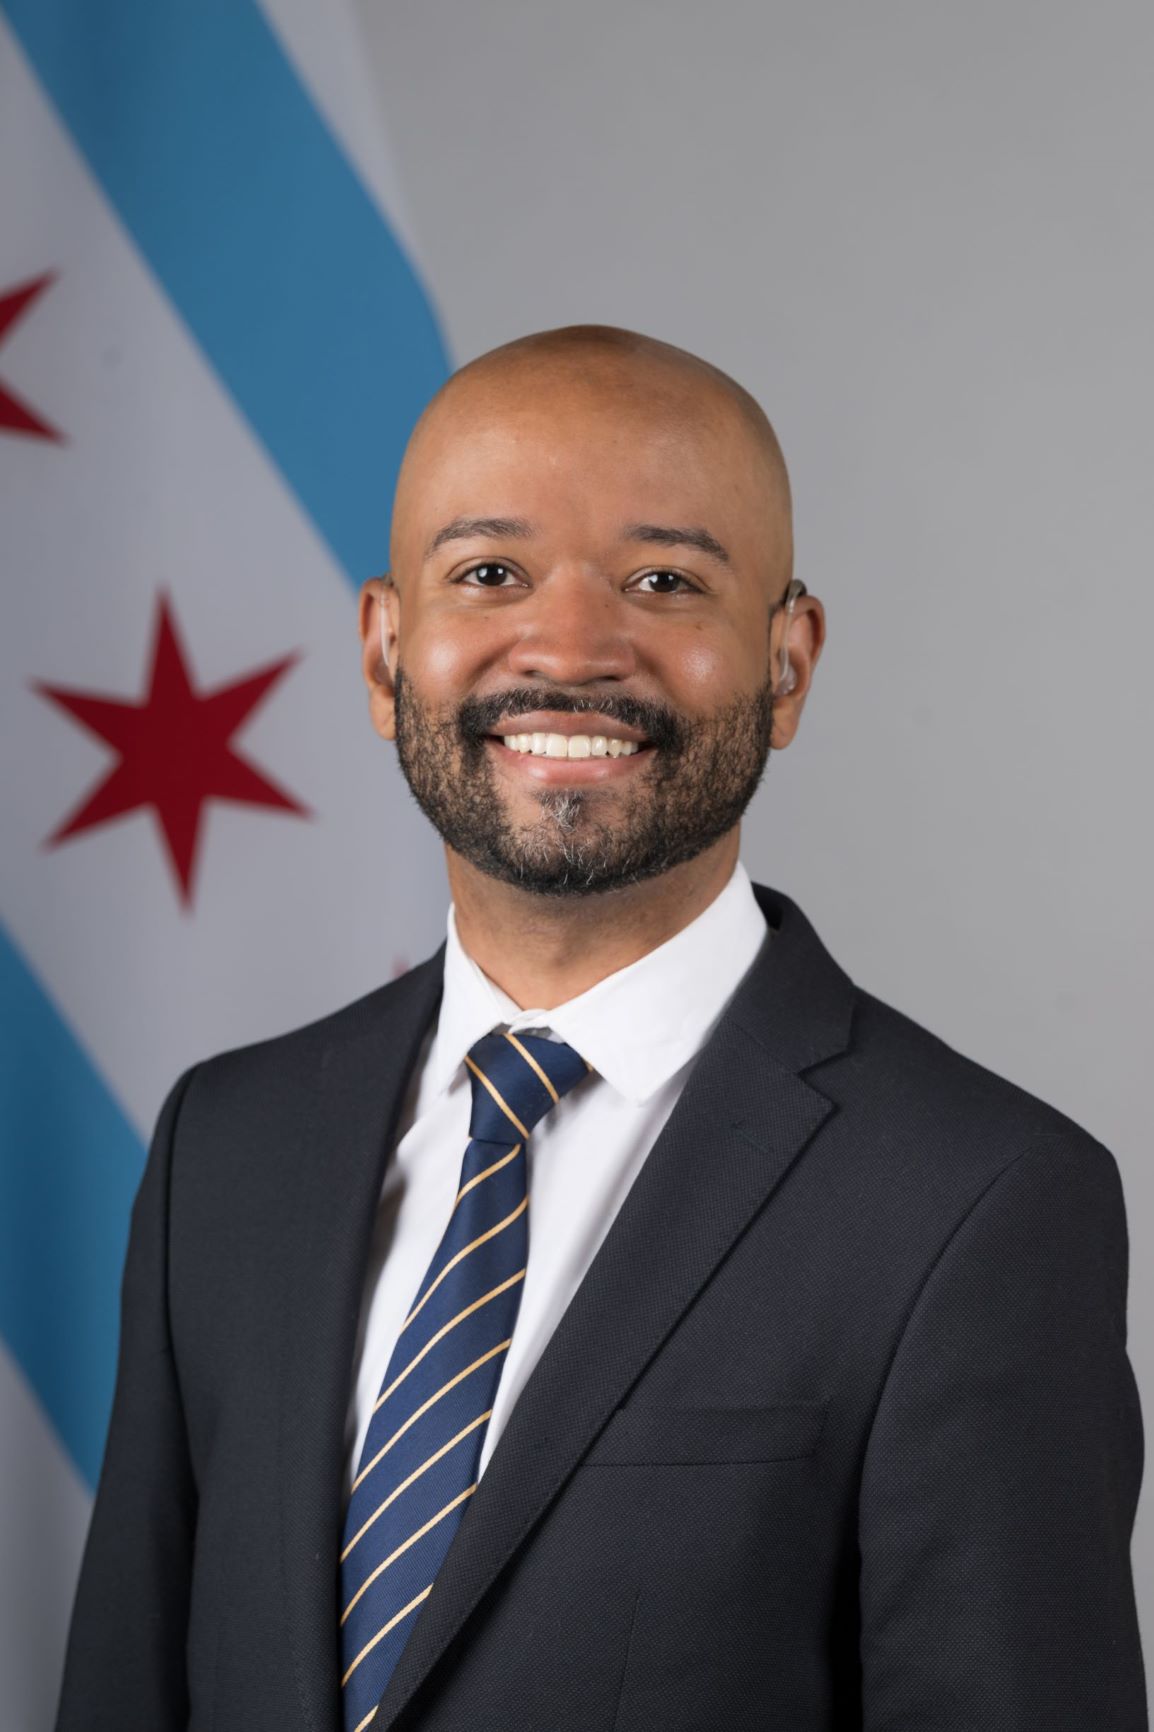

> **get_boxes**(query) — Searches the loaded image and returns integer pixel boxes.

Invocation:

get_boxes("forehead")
[394,375,764,552]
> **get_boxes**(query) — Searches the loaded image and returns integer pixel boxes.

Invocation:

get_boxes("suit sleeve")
[859,1134,1148,1730]
[55,1064,200,1732]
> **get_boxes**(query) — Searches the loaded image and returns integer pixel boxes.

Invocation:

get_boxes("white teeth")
[500,732,642,758]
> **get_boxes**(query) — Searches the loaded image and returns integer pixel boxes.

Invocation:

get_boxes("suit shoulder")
[795,985,1128,1263]
[834,983,1106,1161]
[178,950,444,1113]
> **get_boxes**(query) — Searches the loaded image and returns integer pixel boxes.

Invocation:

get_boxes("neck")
[446,832,741,1009]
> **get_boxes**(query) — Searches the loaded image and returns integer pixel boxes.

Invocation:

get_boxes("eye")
[630,569,700,596]
[456,562,523,589]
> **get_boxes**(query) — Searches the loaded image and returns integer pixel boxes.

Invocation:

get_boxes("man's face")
[367,368,795,897]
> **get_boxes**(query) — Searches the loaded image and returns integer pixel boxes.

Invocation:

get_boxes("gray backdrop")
[356,0,1154,1649]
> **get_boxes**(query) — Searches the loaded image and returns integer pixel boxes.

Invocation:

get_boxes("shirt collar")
[426,861,769,1108]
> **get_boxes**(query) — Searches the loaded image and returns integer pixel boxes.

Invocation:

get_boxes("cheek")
[656,622,767,707]
[403,617,491,697]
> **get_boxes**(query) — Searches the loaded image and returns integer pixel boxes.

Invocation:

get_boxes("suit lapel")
[276,953,444,1732]
[375,883,856,1729]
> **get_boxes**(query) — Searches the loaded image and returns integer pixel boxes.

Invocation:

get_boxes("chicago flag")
[0,3,449,1723]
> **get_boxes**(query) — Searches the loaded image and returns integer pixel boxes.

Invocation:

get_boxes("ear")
[358,576,400,741]
[769,592,826,749]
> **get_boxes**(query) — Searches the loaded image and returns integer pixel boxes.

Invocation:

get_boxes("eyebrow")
[423,514,732,568]
[622,523,731,566]
[425,516,537,558]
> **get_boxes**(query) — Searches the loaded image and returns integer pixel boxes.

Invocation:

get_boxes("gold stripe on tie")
[379,1264,525,1415]
[341,1483,478,1627]
[341,1410,493,1562]
[341,1582,434,1687]
[454,1144,521,1207]
[400,1197,528,1335]
[351,1340,511,1494]
[463,1054,531,1140]
[502,1031,560,1104]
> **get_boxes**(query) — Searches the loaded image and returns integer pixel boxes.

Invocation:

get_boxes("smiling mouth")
[493,730,647,760]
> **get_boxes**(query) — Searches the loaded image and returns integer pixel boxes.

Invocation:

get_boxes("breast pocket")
[582,1399,827,1465]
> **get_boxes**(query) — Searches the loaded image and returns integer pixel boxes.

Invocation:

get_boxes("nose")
[504,569,638,687]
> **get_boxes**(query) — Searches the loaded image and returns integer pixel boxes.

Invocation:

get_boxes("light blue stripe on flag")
[2,0,449,588]
[0,921,146,1489]
[0,0,450,1485]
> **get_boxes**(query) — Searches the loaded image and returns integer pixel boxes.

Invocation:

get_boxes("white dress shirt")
[345,860,769,1489]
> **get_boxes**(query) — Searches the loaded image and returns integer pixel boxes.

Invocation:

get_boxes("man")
[57,326,1146,1730]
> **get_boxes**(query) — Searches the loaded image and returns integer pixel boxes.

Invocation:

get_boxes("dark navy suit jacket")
[56,883,1147,1729]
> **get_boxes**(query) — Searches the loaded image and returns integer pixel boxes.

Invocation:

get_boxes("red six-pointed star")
[34,592,310,907]
[0,272,63,441]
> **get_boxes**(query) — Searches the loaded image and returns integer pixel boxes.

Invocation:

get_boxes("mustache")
[456,687,686,751]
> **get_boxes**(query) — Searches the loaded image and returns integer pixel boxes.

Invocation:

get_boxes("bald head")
[436,325,790,494]
[390,324,793,594]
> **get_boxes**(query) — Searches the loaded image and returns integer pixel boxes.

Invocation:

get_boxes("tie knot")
[464,1028,588,1144]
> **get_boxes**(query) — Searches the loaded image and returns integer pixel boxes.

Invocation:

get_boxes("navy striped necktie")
[339,1027,589,1732]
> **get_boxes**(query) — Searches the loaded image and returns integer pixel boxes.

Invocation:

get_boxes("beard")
[392,668,774,897]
